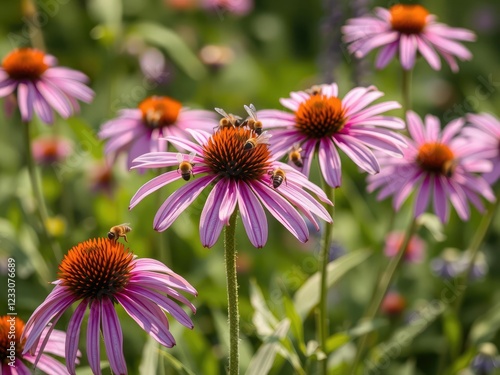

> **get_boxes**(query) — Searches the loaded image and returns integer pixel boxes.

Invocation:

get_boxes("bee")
[107,223,132,242]
[244,131,272,151]
[214,107,243,130]
[305,85,323,96]
[288,143,303,168]
[269,168,287,189]
[177,152,196,181]
[243,104,263,135]
[442,159,457,177]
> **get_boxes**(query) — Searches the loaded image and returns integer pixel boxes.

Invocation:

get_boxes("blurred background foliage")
[1,0,500,374]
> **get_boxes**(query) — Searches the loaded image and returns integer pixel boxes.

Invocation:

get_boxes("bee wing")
[244,104,257,120]
[256,131,272,144]
[292,142,302,151]
[214,107,229,118]
[188,152,196,162]
[176,153,184,163]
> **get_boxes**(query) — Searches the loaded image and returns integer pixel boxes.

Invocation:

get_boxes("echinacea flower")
[0,315,78,375]
[258,83,406,188]
[463,113,500,185]
[0,48,94,124]
[384,231,425,263]
[368,111,495,223]
[341,4,476,71]
[99,96,218,169]
[129,120,333,248]
[201,0,253,16]
[380,291,406,317]
[32,136,72,165]
[22,238,197,375]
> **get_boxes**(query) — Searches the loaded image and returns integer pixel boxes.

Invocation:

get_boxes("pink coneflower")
[0,48,94,124]
[384,231,425,263]
[129,124,333,248]
[0,315,78,375]
[201,0,253,16]
[341,5,476,71]
[32,136,72,165]
[22,238,197,375]
[99,96,218,169]
[463,113,500,185]
[258,83,406,188]
[368,111,495,223]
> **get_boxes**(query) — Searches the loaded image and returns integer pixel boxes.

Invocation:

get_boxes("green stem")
[402,68,412,114]
[22,0,46,50]
[24,121,62,263]
[225,210,239,375]
[350,217,418,374]
[317,184,335,374]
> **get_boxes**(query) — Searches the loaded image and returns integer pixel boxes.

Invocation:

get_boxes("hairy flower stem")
[24,121,62,263]
[225,210,239,375]
[402,68,413,114]
[317,184,335,375]
[350,217,418,374]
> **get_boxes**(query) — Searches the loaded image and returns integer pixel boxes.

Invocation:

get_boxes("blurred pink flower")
[384,231,425,263]
[22,238,197,375]
[88,162,116,197]
[202,0,253,16]
[130,123,333,248]
[258,83,406,188]
[463,113,500,185]
[381,291,406,317]
[342,5,476,71]
[0,48,94,124]
[99,96,218,169]
[368,111,495,223]
[32,136,72,165]
[0,315,79,375]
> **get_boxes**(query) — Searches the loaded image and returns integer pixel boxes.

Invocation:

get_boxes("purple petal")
[219,179,238,224]
[317,137,341,187]
[130,170,183,209]
[36,80,73,118]
[87,302,102,375]
[433,176,449,222]
[17,82,34,122]
[400,34,418,70]
[101,297,127,375]
[66,301,87,375]
[375,41,398,69]
[334,134,380,174]
[414,175,432,217]
[154,175,217,231]
[199,180,226,248]
[406,111,426,144]
[416,37,441,70]
[250,181,308,243]
[236,182,268,247]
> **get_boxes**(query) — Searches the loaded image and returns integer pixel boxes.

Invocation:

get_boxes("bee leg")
[124,235,128,243]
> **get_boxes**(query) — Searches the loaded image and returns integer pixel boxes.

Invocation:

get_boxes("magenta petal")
[334,134,380,174]
[447,181,470,220]
[126,286,193,328]
[416,37,441,70]
[199,180,226,248]
[250,181,308,243]
[154,175,217,231]
[115,293,175,347]
[101,297,127,375]
[414,175,432,217]
[30,353,69,375]
[36,80,73,118]
[66,301,87,375]
[237,182,268,247]
[33,88,54,124]
[400,34,417,70]
[406,111,426,144]
[318,137,342,188]
[433,176,449,223]
[130,170,183,209]
[17,82,34,121]
[375,41,398,69]
[219,179,238,224]
[87,302,102,375]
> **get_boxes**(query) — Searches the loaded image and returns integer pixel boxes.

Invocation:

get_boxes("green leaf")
[325,333,350,353]
[129,22,206,80]
[245,319,290,375]
[448,348,476,375]
[250,279,279,337]
[469,302,500,345]
[139,335,160,375]
[418,213,446,242]
[158,350,197,375]
[293,250,371,319]
[282,293,305,354]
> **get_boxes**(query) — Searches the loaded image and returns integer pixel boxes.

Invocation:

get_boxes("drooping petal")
[87,301,102,375]
[101,297,127,375]
[199,179,227,248]
[129,170,183,209]
[236,182,268,248]
[65,301,87,375]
